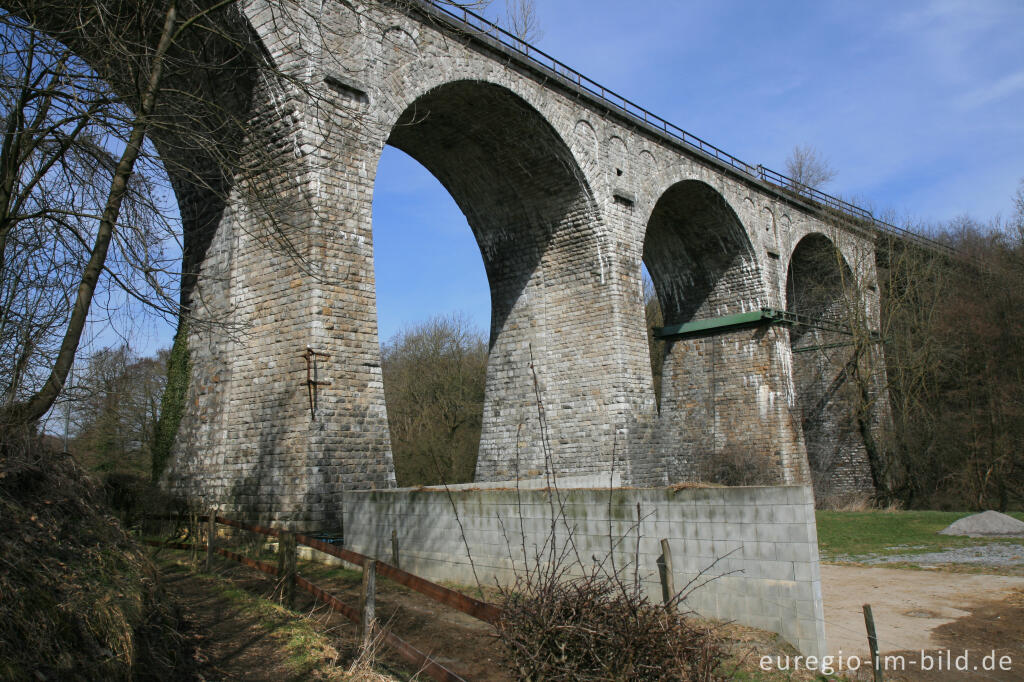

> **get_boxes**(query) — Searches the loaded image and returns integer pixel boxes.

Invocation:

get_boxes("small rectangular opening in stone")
[325,75,369,105]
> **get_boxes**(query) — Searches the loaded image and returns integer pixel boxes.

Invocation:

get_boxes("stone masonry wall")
[162,0,888,519]
[15,0,888,522]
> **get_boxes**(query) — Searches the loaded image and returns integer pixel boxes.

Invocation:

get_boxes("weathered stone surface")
[4,0,886,522]
[157,0,886,521]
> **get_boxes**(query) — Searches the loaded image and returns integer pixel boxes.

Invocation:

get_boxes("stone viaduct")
[10,0,887,528]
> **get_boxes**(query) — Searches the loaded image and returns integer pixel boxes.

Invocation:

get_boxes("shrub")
[495,562,724,681]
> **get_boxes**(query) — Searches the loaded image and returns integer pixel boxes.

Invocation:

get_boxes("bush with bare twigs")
[495,559,724,681]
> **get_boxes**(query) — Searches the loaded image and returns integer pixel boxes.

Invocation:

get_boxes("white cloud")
[957,69,1024,110]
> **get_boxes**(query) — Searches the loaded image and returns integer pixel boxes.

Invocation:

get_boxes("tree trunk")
[4,1,178,427]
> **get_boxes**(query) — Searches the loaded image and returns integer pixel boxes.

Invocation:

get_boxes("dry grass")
[816,492,874,511]
[0,430,193,681]
[338,630,400,682]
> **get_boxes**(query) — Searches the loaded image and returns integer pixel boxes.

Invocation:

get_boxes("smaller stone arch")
[786,233,874,501]
[637,149,658,175]
[382,25,419,57]
[607,136,629,186]
[639,179,805,486]
[573,119,599,168]
[761,206,776,238]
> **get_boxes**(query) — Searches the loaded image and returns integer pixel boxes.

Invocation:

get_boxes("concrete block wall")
[344,483,827,658]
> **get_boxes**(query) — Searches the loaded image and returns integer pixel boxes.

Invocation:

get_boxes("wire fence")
[145,510,1018,681]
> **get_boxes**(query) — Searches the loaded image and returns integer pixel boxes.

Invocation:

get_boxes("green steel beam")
[654,308,790,339]
[791,341,856,353]
[653,307,881,341]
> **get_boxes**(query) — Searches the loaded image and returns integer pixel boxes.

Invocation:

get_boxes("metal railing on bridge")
[416,0,955,257]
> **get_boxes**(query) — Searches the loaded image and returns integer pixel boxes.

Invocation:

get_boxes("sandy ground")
[822,564,1024,661]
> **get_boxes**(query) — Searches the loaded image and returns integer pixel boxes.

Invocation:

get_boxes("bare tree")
[0,0,352,434]
[381,313,487,486]
[785,143,836,191]
[806,194,1024,510]
[503,0,541,43]
[69,344,168,475]
[0,5,181,429]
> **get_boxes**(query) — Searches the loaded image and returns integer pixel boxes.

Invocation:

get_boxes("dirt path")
[159,554,511,681]
[286,564,511,681]
[160,562,343,681]
[822,565,1024,679]
[161,550,1024,681]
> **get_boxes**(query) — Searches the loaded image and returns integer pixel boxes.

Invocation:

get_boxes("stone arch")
[638,180,807,485]
[786,233,853,341]
[382,25,419,56]
[786,233,873,499]
[642,179,762,327]
[607,136,629,185]
[372,79,608,482]
[572,119,600,175]
[0,2,290,510]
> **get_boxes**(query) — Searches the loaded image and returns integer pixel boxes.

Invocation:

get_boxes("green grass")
[815,510,1024,561]
[215,583,338,675]
[158,556,349,679]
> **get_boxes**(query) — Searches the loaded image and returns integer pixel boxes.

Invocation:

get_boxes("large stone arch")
[786,234,875,499]
[368,78,613,482]
[0,1,274,311]
[641,180,809,485]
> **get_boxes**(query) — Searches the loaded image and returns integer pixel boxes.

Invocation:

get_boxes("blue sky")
[372,0,1024,343]
[106,0,1024,356]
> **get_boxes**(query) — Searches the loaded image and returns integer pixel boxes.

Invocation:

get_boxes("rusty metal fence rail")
[145,512,499,681]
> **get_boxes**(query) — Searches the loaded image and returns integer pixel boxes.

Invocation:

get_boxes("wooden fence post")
[189,511,198,569]
[863,604,884,682]
[658,538,676,607]
[278,531,297,609]
[391,528,400,569]
[205,510,216,572]
[360,559,376,645]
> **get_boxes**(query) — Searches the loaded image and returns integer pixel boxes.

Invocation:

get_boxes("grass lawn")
[815,510,1024,561]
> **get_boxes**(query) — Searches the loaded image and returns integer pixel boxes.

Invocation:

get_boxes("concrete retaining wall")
[344,483,826,657]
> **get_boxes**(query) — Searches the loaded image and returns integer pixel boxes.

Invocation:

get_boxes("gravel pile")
[938,510,1024,537]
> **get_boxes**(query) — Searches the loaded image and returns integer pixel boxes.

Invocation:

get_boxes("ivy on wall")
[151,324,189,482]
